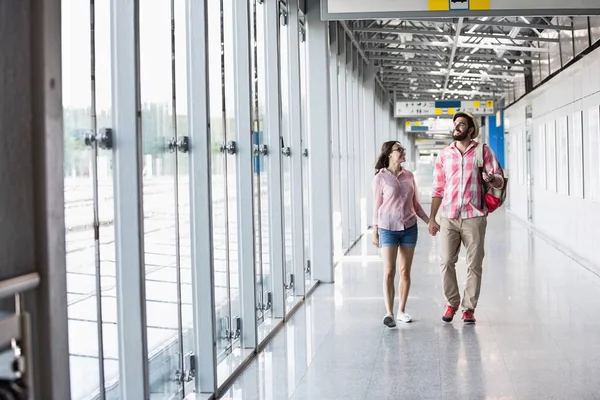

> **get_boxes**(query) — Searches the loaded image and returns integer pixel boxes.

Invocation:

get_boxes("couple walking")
[372,112,505,328]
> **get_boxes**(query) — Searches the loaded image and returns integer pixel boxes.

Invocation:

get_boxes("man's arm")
[483,145,505,189]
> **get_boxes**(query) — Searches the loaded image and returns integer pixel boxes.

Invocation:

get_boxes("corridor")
[220,210,600,400]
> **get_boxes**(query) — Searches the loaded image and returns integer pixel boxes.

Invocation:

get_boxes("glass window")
[278,0,294,301]
[250,0,272,323]
[558,17,574,67]
[547,30,561,74]
[207,0,232,361]
[62,1,118,398]
[222,0,241,349]
[174,0,195,391]
[531,57,541,87]
[299,15,311,287]
[139,0,190,397]
[590,16,600,44]
[573,17,590,56]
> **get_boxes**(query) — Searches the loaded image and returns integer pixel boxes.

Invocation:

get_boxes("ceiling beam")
[442,18,463,100]
[365,47,447,56]
[461,32,559,43]
[456,52,539,61]
[361,38,549,53]
[382,59,526,69]
[353,27,448,37]
[464,18,572,31]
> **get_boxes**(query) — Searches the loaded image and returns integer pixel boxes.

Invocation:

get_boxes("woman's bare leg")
[398,246,416,314]
[382,246,399,315]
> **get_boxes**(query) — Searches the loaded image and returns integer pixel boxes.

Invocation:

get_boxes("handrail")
[0,273,40,300]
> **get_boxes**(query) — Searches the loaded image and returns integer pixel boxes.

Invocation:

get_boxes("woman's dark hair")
[375,141,401,174]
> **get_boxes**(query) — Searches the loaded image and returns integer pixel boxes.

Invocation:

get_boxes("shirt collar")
[383,167,404,177]
[450,140,479,153]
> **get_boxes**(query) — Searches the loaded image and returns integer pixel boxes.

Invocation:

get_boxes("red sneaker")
[442,305,457,322]
[462,310,476,324]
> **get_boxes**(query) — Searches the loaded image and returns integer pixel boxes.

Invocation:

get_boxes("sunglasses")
[391,147,406,153]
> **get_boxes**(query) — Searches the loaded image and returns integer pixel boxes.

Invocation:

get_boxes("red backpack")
[475,143,507,213]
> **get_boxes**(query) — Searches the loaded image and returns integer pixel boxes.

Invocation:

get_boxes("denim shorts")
[379,224,418,248]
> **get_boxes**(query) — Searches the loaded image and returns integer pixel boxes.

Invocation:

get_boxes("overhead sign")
[396,101,436,117]
[395,100,495,118]
[429,0,490,11]
[322,0,600,20]
[405,121,430,132]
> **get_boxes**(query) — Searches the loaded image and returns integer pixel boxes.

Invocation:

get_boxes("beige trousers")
[440,216,487,311]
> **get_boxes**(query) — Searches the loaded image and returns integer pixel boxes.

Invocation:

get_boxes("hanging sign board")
[395,100,494,118]
[322,0,600,20]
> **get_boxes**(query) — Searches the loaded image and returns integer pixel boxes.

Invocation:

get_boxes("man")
[428,111,505,324]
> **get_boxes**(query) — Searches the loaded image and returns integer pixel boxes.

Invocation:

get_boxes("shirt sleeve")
[483,145,505,189]
[432,152,445,198]
[372,174,382,227]
[412,174,429,221]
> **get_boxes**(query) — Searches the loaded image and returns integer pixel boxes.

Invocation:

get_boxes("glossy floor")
[219,210,600,400]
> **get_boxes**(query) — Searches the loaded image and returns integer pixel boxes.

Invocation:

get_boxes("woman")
[372,141,429,328]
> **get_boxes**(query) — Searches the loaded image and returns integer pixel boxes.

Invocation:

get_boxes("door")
[525,105,534,222]
[299,17,312,287]
[278,0,295,303]
[251,0,273,324]
[62,1,118,398]
[138,0,193,397]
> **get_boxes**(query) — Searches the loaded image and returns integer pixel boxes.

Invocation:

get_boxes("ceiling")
[345,16,568,102]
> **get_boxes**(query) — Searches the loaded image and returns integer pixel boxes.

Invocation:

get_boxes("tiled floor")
[219,210,600,400]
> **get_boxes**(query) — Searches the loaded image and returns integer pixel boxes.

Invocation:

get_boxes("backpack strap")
[475,142,485,169]
[475,142,487,210]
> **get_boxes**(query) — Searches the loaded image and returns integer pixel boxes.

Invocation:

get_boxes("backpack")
[475,143,507,213]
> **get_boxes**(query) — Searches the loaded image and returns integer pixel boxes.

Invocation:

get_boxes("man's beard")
[453,131,469,141]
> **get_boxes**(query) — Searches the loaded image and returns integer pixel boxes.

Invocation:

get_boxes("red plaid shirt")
[432,141,505,219]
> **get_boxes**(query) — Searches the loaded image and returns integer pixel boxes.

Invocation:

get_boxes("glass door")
[62,1,118,398]
[278,0,295,304]
[299,16,312,288]
[139,0,190,397]
[223,0,241,356]
[251,0,273,325]
[207,0,231,361]
[173,0,195,392]
[207,0,243,362]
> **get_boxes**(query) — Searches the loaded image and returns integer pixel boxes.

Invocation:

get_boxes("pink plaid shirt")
[372,168,428,231]
[432,141,505,219]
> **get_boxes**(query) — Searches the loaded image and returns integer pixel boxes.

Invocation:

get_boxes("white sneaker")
[383,314,396,328]
[397,313,412,323]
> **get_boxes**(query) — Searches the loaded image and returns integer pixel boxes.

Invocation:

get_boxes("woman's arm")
[372,175,382,246]
[412,174,430,224]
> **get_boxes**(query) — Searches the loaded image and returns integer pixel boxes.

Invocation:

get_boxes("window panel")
[573,17,590,56]
[590,16,600,44]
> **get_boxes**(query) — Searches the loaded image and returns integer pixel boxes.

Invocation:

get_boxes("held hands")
[428,220,440,236]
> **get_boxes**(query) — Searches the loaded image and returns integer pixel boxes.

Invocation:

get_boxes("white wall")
[505,45,600,267]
